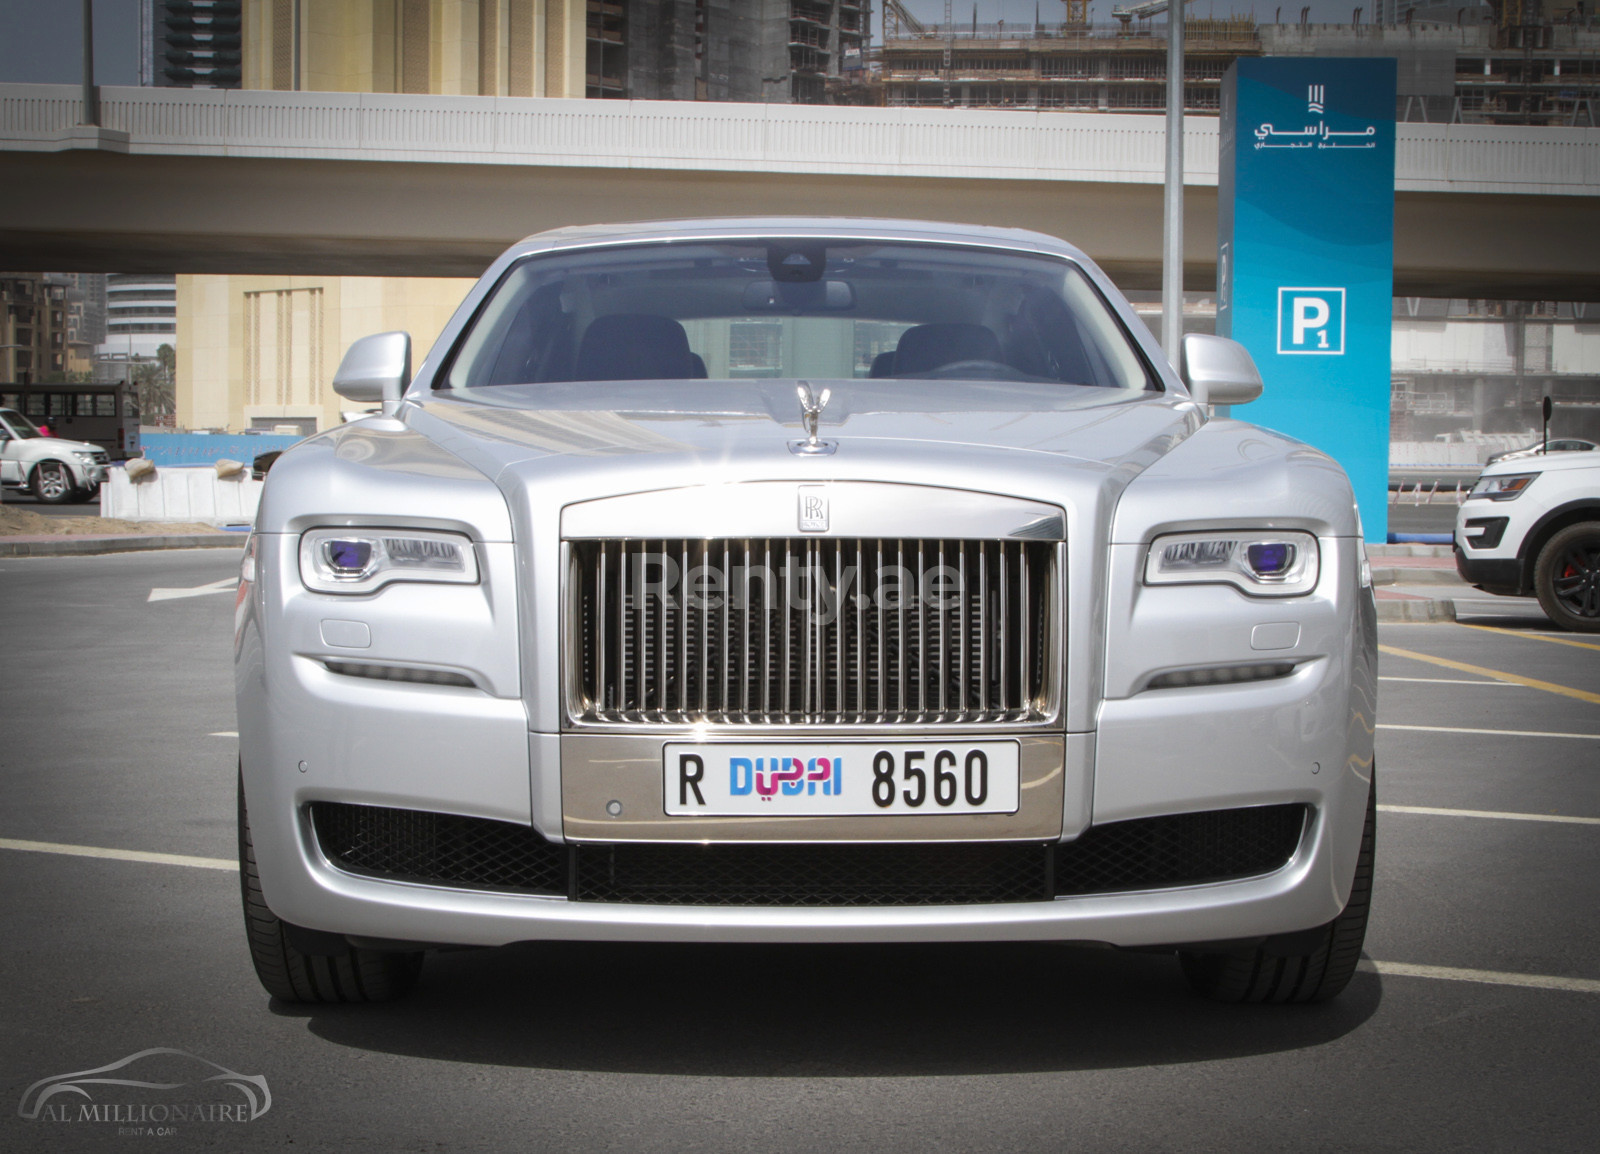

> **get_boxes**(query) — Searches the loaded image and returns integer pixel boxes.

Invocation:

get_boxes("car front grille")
[309,802,1307,906]
[568,538,1057,725]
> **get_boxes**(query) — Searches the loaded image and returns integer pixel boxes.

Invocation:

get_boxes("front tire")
[1179,771,1375,1004]
[31,460,74,504]
[238,774,423,1003]
[1533,522,1600,633]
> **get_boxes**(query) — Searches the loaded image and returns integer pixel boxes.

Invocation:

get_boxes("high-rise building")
[145,1,244,89]
[238,0,589,98]
[594,1,870,104]
[0,275,72,385]
[234,0,869,103]
[96,274,177,384]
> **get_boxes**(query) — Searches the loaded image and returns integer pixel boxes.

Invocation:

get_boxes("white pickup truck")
[0,406,109,504]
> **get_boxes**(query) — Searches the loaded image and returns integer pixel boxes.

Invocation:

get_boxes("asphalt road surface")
[1,548,1596,1152]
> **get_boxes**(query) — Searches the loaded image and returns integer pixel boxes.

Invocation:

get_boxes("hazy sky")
[0,0,1392,88]
[0,0,142,86]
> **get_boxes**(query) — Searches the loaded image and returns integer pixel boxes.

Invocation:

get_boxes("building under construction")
[588,1,870,103]
[870,1,1600,125]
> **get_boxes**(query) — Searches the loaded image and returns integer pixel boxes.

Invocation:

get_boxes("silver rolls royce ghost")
[234,218,1377,1005]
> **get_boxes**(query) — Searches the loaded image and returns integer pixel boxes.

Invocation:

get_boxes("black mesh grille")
[309,803,567,895]
[1054,804,1308,896]
[574,841,1048,906]
[308,802,1307,905]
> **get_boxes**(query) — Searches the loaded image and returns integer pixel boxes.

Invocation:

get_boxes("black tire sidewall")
[1534,522,1600,632]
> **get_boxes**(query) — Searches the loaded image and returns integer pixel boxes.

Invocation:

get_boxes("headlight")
[72,450,96,461]
[1144,530,1320,597]
[299,528,479,595]
[1469,472,1538,501]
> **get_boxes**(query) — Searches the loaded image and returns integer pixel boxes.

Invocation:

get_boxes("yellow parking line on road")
[1379,644,1600,705]
[1455,622,1600,653]
[1361,959,1600,995]
[1379,676,1513,685]
[1379,804,1600,826]
[0,837,235,872]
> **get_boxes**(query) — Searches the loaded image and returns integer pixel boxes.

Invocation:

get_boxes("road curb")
[1371,567,1467,586]
[0,534,245,557]
[1375,598,1458,623]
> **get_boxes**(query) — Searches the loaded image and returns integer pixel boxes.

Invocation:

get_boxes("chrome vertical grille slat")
[572,538,1056,726]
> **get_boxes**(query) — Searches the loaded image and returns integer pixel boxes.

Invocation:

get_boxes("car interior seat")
[574,314,706,381]
[891,323,1004,376]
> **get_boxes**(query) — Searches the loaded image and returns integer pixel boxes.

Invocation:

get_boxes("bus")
[0,382,140,460]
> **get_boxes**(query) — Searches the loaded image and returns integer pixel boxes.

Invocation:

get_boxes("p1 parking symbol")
[1277,287,1346,355]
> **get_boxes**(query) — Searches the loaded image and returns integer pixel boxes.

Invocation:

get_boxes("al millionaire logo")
[18,1048,271,1135]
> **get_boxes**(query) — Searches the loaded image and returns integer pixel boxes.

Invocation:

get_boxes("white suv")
[1455,451,1600,631]
[0,407,110,504]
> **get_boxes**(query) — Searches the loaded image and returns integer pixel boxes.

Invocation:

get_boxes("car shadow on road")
[279,939,1381,1076]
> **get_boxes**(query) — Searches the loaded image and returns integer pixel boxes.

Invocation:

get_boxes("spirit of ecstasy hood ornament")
[791,382,837,456]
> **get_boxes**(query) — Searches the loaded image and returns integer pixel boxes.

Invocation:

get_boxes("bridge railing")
[2,82,1596,196]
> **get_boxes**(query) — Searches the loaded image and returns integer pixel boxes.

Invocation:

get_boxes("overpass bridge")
[2,82,1597,299]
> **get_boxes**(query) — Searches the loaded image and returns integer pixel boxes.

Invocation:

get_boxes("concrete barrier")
[102,464,260,526]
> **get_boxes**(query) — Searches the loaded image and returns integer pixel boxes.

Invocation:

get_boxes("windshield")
[442,240,1155,392]
[0,409,42,438]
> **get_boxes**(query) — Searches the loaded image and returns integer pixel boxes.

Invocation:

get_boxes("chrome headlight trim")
[298,527,479,595]
[1143,530,1320,597]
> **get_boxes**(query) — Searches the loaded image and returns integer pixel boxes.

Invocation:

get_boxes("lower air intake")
[1053,803,1309,896]
[308,803,1308,906]
[309,802,566,895]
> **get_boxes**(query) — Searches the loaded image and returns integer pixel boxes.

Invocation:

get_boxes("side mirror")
[1180,333,1263,407]
[333,332,412,417]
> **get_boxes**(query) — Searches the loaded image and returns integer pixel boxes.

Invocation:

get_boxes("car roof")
[510,217,1089,262]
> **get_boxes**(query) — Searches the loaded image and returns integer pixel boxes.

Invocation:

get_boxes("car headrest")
[574,314,701,381]
[893,323,1003,376]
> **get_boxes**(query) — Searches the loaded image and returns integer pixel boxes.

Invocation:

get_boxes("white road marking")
[210,731,238,738]
[0,837,235,871]
[1378,723,1600,741]
[147,577,236,603]
[1379,676,1513,686]
[1361,960,1600,995]
[1379,804,1600,826]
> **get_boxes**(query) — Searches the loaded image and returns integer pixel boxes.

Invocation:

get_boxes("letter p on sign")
[1277,287,1346,355]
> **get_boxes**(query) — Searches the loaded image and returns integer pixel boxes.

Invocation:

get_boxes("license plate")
[663,742,1020,816]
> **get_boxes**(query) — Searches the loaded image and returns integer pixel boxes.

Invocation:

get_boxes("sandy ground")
[0,504,222,537]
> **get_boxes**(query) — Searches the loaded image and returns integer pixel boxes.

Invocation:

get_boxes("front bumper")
[256,794,1350,949]
[237,528,1372,951]
[1454,547,1522,595]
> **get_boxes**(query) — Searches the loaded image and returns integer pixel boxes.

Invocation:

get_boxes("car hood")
[30,436,101,455]
[403,379,1203,502]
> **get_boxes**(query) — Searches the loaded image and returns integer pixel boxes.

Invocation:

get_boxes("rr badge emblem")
[798,486,829,533]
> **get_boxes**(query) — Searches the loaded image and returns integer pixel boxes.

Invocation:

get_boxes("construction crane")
[882,0,926,38]
[1062,0,1091,26]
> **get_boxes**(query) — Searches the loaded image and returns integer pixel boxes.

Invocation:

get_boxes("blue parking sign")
[1277,288,1346,355]
[1218,57,1395,541]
